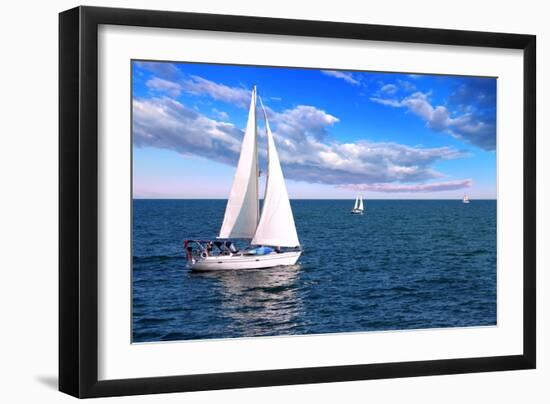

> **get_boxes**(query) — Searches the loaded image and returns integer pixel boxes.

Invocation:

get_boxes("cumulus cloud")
[133,97,243,166]
[321,70,360,85]
[212,108,229,121]
[397,79,416,92]
[138,61,252,108]
[134,61,181,80]
[380,83,398,95]
[267,105,339,141]
[134,62,474,192]
[272,137,466,185]
[133,96,467,188]
[341,179,473,193]
[146,77,183,96]
[184,75,250,107]
[371,91,496,150]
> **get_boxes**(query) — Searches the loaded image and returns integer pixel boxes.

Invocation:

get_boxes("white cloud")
[321,70,360,85]
[397,79,416,92]
[212,108,229,121]
[380,83,398,95]
[272,136,465,185]
[371,91,496,150]
[342,179,473,193]
[144,71,251,108]
[267,105,339,141]
[133,97,243,166]
[134,61,181,79]
[134,63,475,190]
[146,77,182,96]
[133,96,467,188]
[184,75,250,107]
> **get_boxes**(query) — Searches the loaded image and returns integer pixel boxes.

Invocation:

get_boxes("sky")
[132,60,497,199]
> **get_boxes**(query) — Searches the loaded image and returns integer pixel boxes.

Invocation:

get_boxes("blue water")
[132,199,496,342]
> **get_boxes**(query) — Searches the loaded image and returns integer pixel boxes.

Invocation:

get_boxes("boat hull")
[189,251,302,272]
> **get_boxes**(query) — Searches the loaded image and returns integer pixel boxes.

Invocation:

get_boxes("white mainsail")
[251,99,300,247]
[358,195,364,211]
[218,86,259,239]
[353,195,359,210]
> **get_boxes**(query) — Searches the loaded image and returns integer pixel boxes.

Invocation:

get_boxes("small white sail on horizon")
[351,194,364,214]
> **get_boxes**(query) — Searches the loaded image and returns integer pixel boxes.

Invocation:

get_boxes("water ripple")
[132,199,496,342]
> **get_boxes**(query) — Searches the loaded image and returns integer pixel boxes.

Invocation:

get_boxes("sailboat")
[184,86,301,271]
[351,194,364,214]
[462,194,470,204]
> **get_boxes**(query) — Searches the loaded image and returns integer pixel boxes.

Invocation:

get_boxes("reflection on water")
[193,265,302,337]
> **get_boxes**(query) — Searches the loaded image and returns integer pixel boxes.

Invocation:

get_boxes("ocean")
[132,199,496,343]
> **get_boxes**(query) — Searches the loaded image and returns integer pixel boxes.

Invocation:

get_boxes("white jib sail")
[358,195,364,211]
[251,99,300,247]
[353,196,359,210]
[218,86,259,239]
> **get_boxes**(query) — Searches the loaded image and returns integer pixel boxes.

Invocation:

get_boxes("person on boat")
[225,241,238,254]
[275,246,282,253]
[206,241,213,256]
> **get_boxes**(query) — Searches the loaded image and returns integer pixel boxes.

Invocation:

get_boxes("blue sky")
[132,61,496,199]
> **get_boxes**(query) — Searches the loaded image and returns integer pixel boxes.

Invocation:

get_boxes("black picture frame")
[59,5,536,398]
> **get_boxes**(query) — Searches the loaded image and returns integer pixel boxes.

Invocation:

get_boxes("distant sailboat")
[351,194,364,214]
[184,86,301,271]
[462,194,470,204]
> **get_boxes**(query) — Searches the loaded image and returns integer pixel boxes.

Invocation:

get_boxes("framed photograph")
[59,6,536,398]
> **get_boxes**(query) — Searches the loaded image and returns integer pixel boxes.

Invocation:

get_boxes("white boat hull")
[189,251,302,272]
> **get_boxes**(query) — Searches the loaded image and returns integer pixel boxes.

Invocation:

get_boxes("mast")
[259,93,270,208]
[253,85,259,226]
